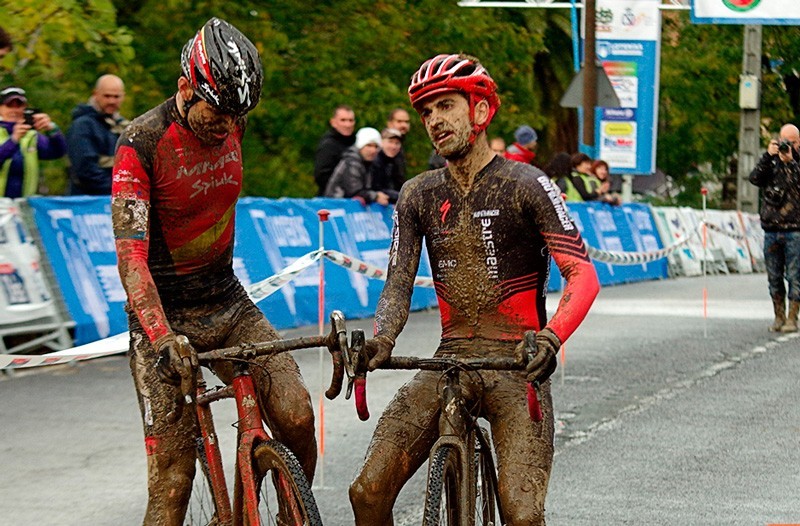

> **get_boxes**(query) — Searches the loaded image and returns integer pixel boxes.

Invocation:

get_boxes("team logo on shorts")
[722,0,761,11]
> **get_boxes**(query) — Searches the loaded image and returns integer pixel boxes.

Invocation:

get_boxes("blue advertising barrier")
[548,201,668,291]
[28,197,438,345]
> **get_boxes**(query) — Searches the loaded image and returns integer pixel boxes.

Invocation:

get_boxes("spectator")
[489,136,506,155]
[386,107,411,182]
[565,152,601,202]
[504,124,538,165]
[324,127,388,205]
[0,26,12,59]
[386,107,411,136]
[749,124,800,333]
[545,151,574,197]
[590,159,621,205]
[0,86,66,198]
[370,127,404,203]
[67,74,129,195]
[314,104,355,195]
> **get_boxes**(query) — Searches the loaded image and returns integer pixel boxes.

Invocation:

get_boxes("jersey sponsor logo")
[190,173,239,198]
[176,150,239,179]
[473,209,499,218]
[112,169,141,184]
[440,199,452,223]
[480,217,499,280]
[389,209,400,267]
[438,259,457,269]
[537,175,574,232]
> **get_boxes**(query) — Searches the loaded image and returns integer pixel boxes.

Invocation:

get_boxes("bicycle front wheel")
[247,440,322,526]
[423,445,464,526]
[475,427,503,526]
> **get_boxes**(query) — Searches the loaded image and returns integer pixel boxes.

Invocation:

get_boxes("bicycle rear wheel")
[423,445,464,526]
[247,440,322,526]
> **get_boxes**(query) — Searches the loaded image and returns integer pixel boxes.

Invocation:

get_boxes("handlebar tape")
[527,382,543,422]
[325,350,344,400]
[355,376,370,421]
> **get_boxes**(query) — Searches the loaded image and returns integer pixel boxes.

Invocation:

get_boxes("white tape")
[1,250,324,370]
[3,220,745,370]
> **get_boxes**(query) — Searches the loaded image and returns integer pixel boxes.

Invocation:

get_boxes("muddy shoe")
[770,296,786,332]
[781,301,799,333]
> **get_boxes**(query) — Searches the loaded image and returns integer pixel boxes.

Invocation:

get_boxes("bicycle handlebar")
[194,310,347,400]
[345,329,544,423]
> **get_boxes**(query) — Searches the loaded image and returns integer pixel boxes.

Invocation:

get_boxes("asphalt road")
[1,272,798,526]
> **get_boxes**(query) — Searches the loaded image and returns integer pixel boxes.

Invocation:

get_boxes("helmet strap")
[181,91,202,116]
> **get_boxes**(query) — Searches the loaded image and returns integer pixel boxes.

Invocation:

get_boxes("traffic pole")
[316,209,330,488]
[701,188,708,338]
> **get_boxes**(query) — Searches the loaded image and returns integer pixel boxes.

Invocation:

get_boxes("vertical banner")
[593,0,661,175]
[28,197,127,345]
[692,0,800,25]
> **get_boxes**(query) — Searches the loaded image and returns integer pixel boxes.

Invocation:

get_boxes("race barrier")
[0,199,73,354]
[0,196,765,369]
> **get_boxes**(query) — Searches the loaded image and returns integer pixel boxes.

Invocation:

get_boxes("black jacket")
[749,149,800,232]
[370,150,405,203]
[314,128,355,196]
[67,103,128,195]
[324,145,380,203]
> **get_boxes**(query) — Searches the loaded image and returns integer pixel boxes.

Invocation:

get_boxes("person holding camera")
[0,86,66,198]
[749,123,800,333]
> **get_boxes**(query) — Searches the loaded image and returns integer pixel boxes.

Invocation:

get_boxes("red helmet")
[408,54,500,138]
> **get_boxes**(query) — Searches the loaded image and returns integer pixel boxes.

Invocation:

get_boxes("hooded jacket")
[324,145,380,203]
[66,103,129,195]
[314,127,356,196]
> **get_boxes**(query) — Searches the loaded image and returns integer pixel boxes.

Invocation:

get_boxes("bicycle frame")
[195,363,305,525]
[184,310,348,526]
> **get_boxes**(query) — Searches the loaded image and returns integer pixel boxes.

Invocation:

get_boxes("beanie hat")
[514,125,537,146]
[355,127,382,149]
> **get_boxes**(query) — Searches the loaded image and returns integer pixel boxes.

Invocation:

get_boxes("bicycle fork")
[431,368,478,523]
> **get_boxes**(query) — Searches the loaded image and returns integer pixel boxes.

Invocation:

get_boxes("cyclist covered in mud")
[112,18,317,525]
[349,54,600,525]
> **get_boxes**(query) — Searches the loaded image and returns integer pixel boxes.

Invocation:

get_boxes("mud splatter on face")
[187,100,235,146]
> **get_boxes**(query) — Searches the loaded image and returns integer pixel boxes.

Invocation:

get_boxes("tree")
[0,0,134,194]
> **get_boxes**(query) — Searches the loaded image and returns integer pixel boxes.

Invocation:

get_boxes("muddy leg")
[350,371,440,525]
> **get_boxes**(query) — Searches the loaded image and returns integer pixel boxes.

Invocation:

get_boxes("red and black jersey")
[377,155,599,344]
[111,97,245,343]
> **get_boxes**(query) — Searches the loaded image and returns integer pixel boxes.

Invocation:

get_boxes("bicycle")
[344,329,543,526]
[177,310,349,526]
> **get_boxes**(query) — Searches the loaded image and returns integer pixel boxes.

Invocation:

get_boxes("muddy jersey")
[377,155,599,343]
[111,97,245,343]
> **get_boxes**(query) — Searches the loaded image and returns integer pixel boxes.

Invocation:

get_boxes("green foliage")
[2,2,799,200]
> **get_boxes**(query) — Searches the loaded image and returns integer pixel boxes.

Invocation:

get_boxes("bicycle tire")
[249,440,322,526]
[423,445,463,526]
[474,427,504,526]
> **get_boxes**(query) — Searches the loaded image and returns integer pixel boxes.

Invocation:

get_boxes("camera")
[778,139,792,154]
[23,108,40,127]
[763,185,785,207]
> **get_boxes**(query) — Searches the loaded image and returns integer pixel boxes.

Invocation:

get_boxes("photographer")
[749,123,800,333]
[0,86,66,198]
